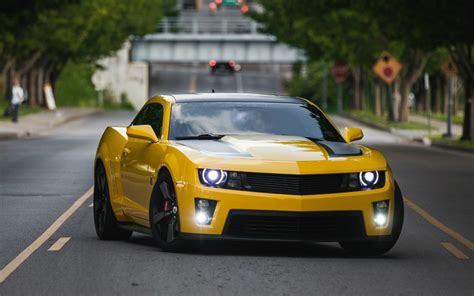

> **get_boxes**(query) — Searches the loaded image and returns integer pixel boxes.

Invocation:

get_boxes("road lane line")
[0,186,93,284]
[404,197,474,251]
[441,242,469,259]
[88,203,93,208]
[48,237,71,252]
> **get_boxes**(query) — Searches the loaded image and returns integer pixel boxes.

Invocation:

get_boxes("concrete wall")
[92,42,149,110]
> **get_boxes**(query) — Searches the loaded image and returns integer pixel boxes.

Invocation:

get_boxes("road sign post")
[331,62,349,113]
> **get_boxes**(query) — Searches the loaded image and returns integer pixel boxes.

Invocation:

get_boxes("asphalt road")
[0,66,473,295]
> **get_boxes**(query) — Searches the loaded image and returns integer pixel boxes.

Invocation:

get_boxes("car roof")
[166,93,305,104]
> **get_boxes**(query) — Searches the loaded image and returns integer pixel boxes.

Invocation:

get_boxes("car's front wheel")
[149,171,187,252]
[340,181,404,256]
[94,162,132,240]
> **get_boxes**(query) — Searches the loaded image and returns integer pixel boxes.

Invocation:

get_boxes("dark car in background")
[209,59,241,74]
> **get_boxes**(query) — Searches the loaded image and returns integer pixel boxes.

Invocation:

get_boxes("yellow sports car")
[94,93,404,255]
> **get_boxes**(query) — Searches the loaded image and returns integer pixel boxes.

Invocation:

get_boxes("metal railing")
[157,17,262,35]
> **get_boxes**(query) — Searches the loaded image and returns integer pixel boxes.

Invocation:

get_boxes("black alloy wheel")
[149,171,186,251]
[94,162,132,240]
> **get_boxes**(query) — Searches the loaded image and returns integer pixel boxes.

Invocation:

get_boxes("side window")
[131,106,148,126]
[132,103,164,137]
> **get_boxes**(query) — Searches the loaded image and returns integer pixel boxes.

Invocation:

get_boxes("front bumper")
[175,172,395,241]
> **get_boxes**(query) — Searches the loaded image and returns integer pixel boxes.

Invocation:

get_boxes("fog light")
[372,200,389,227]
[374,213,387,226]
[197,199,209,210]
[194,198,217,225]
[195,211,210,225]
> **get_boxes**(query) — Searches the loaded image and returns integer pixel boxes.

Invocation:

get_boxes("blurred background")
[0,0,473,147]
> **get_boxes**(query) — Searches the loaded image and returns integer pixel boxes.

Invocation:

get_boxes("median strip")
[404,197,474,251]
[441,242,469,260]
[0,187,93,284]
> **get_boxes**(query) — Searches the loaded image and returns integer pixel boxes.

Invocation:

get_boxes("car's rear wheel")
[94,162,132,240]
[340,181,404,256]
[149,171,187,252]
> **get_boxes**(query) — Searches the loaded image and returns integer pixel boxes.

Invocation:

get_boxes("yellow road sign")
[373,51,402,85]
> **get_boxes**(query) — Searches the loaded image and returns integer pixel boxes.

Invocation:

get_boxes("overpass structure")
[130,17,306,64]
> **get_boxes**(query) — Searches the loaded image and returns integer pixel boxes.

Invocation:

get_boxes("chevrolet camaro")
[94,93,404,255]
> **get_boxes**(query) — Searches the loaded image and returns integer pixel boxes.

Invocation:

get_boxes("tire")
[340,181,404,256]
[94,162,132,240]
[149,171,187,252]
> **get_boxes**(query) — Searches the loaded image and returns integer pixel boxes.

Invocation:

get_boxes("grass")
[416,112,464,125]
[428,134,474,151]
[347,110,437,130]
[0,100,42,122]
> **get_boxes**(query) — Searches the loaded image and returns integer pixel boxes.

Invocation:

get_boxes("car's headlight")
[198,169,243,189]
[359,171,383,189]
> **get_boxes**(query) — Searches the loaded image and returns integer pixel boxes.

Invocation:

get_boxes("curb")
[430,141,474,154]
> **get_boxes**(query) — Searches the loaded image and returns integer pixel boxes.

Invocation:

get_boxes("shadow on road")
[125,234,401,260]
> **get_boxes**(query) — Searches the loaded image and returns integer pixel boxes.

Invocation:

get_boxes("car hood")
[172,135,387,174]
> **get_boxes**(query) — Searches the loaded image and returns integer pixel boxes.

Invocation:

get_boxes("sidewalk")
[409,114,462,136]
[0,108,101,140]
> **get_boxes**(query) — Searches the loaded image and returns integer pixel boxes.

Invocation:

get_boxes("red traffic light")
[209,59,217,67]
[241,4,249,14]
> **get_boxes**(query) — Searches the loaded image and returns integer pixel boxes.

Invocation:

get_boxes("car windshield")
[168,101,344,142]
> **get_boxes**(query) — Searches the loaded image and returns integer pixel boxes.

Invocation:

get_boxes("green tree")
[0,0,170,106]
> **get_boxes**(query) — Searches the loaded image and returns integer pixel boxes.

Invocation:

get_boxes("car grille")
[224,210,366,241]
[240,172,385,195]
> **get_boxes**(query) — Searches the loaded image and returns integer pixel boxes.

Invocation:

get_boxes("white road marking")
[0,186,93,284]
[48,237,71,252]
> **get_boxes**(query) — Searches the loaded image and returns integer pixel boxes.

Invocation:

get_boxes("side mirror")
[127,125,159,143]
[344,127,364,142]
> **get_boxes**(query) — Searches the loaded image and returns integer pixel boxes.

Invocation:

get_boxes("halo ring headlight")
[202,169,227,186]
[359,171,379,187]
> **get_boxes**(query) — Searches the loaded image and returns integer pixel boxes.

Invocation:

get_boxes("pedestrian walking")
[10,78,25,123]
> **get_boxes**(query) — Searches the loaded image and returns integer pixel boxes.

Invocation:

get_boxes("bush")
[55,63,97,107]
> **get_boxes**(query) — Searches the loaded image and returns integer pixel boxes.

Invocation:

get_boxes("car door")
[121,103,164,224]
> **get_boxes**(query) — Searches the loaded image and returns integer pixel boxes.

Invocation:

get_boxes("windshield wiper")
[175,133,226,140]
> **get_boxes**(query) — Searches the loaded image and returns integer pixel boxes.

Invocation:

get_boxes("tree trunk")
[462,82,474,140]
[374,79,382,116]
[393,79,401,121]
[399,50,428,122]
[37,66,45,106]
[434,75,442,113]
[352,67,361,110]
[360,68,367,111]
[443,77,449,114]
[449,44,473,140]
